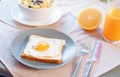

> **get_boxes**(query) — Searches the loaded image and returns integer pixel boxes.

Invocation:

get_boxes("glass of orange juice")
[103,0,120,42]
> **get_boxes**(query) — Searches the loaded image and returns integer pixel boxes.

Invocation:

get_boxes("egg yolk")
[35,42,49,52]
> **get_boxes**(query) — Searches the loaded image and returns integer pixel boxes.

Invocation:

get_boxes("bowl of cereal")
[18,0,56,20]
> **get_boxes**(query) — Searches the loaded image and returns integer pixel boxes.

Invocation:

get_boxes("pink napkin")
[91,41,120,77]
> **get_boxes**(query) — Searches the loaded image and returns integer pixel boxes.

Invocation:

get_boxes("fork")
[82,41,102,77]
[72,39,92,77]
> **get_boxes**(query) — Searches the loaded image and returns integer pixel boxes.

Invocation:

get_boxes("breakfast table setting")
[0,0,120,77]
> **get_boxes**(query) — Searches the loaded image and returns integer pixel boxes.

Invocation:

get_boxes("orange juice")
[103,8,120,41]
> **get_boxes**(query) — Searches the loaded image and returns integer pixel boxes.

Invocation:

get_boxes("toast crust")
[21,53,62,64]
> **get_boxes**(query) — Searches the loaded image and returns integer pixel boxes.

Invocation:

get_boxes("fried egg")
[23,35,65,58]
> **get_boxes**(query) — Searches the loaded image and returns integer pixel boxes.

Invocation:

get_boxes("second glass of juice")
[103,0,120,42]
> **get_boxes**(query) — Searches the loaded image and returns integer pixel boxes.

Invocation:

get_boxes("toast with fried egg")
[21,35,65,64]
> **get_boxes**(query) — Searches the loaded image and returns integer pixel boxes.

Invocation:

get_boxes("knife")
[83,41,102,77]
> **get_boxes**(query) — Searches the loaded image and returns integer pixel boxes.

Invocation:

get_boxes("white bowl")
[18,1,56,20]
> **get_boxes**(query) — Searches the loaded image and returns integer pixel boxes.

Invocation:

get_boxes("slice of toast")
[21,35,65,64]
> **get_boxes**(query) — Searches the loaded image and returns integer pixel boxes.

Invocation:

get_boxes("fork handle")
[83,61,93,77]
[72,55,84,77]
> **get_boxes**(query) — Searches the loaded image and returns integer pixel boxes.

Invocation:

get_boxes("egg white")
[23,36,65,58]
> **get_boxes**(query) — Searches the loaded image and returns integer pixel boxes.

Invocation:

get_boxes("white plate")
[11,6,62,26]
[11,28,76,69]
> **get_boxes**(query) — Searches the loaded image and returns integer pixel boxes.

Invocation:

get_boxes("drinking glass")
[103,0,120,42]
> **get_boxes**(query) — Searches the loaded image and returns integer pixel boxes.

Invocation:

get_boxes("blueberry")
[31,0,34,2]
[28,6,32,8]
[36,0,43,3]
[37,1,43,4]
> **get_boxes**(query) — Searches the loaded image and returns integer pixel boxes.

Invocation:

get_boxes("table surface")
[0,0,120,77]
